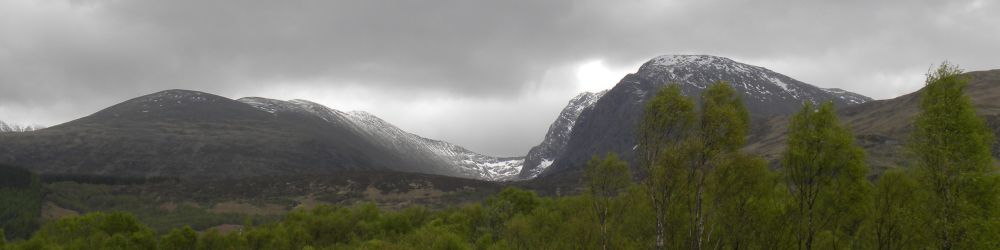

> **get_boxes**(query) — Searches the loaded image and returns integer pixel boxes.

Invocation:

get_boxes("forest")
[1,64,998,250]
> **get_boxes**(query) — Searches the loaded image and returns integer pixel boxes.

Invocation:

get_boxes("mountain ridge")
[519,91,606,179]
[0,121,44,133]
[0,54,887,183]
[0,89,522,180]
[532,54,873,177]
[237,96,525,180]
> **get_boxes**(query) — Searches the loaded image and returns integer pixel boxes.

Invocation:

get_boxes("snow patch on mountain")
[519,90,606,179]
[343,110,524,180]
[529,55,875,178]
[640,55,872,106]
[821,88,869,105]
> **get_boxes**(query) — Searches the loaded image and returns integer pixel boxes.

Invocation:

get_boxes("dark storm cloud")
[0,0,997,155]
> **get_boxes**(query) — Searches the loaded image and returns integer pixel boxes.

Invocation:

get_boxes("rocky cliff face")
[518,91,605,179]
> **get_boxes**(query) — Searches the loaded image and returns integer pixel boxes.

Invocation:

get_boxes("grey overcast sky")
[0,0,997,156]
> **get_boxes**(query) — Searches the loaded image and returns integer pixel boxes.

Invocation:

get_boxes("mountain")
[518,91,605,179]
[531,55,873,178]
[237,97,524,180]
[0,90,520,180]
[0,121,44,133]
[744,69,1000,171]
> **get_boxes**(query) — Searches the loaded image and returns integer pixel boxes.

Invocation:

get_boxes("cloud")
[0,0,997,155]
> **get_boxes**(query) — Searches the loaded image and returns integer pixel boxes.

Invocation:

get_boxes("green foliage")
[585,153,632,250]
[866,170,923,250]
[18,212,156,250]
[707,153,788,249]
[637,84,697,250]
[4,66,999,249]
[638,82,772,250]
[0,165,35,189]
[638,84,698,169]
[684,82,752,250]
[159,226,198,250]
[783,101,872,250]
[911,62,1000,249]
[0,165,42,240]
[43,181,273,233]
[585,153,632,202]
[698,81,750,155]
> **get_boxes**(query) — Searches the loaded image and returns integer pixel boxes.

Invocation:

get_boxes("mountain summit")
[0,90,521,180]
[527,54,872,178]
[639,55,871,114]
[0,55,877,182]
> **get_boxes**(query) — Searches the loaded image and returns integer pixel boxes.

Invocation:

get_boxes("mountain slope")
[744,69,1000,171]
[0,121,44,133]
[0,90,402,177]
[0,90,518,180]
[237,97,524,180]
[534,55,872,177]
[518,91,605,179]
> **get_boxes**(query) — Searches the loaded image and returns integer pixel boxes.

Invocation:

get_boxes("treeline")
[2,64,998,249]
[0,165,42,240]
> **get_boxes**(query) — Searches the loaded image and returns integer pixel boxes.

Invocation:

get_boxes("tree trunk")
[656,211,665,250]
[602,206,609,250]
[693,180,705,250]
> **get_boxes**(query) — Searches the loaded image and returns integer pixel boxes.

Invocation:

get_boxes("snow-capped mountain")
[530,55,873,178]
[0,55,876,182]
[518,91,605,179]
[0,121,44,133]
[238,97,524,181]
[639,55,872,114]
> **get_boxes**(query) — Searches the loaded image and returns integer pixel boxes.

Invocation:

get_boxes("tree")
[638,82,755,250]
[585,153,632,250]
[707,153,783,250]
[484,187,541,240]
[910,63,999,249]
[687,82,750,250]
[21,212,157,249]
[637,84,697,250]
[869,170,921,250]
[0,164,43,240]
[783,101,871,250]
[160,226,198,250]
